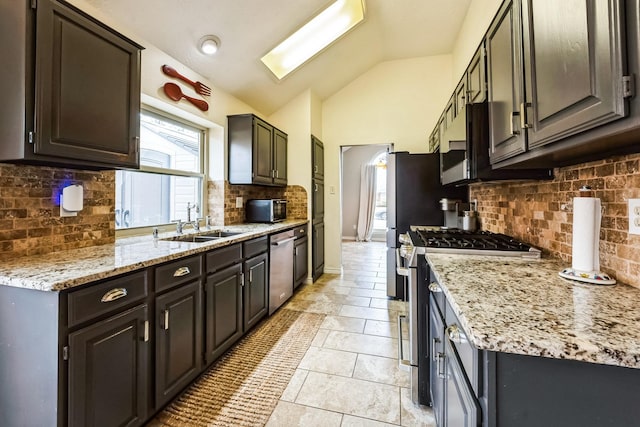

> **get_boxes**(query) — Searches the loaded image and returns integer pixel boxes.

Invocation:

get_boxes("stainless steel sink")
[199,230,243,238]
[163,230,243,243]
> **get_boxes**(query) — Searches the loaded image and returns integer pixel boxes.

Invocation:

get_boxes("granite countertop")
[0,220,308,292]
[426,253,640,369]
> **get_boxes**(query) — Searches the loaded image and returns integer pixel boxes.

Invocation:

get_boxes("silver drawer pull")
[437,352,446,379]
[163,309,170,330]
[428,282,441,293]
[101,288,128,303]
[447,324,462,344]
[173,266,191,277]
[143,320,149,342]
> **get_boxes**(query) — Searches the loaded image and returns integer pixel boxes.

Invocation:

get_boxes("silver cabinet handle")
[510,111,520,136]
[163,309,170,330]
[437,352,446,379]
[447,324,461,344]
[428,282,441,293]
[314,183,318,192]
[240,273,245,287]
[432,337,441,361]
[314,165,318,173]
[249,269,253,284]
[143,320,149,342]
[520,102,531,129]
[397,315,411,368]
[173,266,191,277]
[101,288,128,303]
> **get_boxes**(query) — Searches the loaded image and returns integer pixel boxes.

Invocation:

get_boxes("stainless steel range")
[409,228,541,258]
[396,228,541,406]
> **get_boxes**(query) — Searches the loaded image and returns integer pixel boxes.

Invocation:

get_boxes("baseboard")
[323,266,343,275]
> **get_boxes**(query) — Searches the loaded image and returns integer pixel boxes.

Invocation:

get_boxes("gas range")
[407,227,541,259]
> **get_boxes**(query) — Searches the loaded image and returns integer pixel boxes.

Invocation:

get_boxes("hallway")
[266,241,436,426]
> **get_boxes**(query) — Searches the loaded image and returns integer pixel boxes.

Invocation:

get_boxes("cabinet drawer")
[293,224,308,239]
[206,244,242,274]
[243,236,268,258]
[155,255,203,293]
[445,299,481,395]
[67,270,148,328]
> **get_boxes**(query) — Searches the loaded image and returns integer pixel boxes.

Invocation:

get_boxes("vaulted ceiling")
[84,0,472,115]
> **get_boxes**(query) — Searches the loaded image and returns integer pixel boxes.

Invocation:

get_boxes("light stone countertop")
[426,253,640,369]
[0,220,308,292]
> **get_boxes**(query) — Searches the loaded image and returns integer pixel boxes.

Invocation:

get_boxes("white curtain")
[356,163,377,241]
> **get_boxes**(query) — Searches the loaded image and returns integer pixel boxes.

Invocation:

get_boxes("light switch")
[236,196,243,208]
[330,186,335,194]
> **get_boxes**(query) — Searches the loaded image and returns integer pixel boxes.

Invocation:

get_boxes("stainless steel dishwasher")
[269,229,296,314]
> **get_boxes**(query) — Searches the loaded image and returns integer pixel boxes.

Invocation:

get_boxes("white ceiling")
[84,0,472,115]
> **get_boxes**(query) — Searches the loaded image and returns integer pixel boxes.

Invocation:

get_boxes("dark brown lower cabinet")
[294,235,308,289]
[204,264,243,364]
[155,281,202,409]
[243,252,268,331]
[312,222,325,281]
[68,304,149,427]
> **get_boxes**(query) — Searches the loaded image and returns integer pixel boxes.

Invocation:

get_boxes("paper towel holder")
[558,185,616,285]
[60,184,84,217]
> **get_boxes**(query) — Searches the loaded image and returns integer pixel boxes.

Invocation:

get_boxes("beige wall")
[451,0,503,79]
[321,55,453,273]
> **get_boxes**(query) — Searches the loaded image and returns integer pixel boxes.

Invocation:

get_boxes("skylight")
[261,0,365,80]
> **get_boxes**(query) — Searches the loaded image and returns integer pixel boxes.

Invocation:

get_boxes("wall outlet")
[629,199,640,235]
[236,196,243,208]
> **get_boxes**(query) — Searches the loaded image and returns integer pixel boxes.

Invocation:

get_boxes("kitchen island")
[426,253,640,426]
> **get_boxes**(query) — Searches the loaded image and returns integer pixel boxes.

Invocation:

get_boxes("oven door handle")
[397,315,411,371]
[396,248,409,277]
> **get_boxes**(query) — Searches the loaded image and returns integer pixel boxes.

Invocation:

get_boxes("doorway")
[340,144,391,243]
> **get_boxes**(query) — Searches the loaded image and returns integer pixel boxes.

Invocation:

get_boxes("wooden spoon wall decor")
[163,82,209,111]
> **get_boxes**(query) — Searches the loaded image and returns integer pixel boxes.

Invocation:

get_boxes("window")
[373,152,387,231]
[115,109,205,230]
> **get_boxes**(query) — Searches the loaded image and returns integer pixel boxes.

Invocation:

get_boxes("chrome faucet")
[172,202,202,234]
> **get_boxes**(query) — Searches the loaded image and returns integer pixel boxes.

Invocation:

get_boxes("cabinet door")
[486,0,527,163]
[522,0,627,149]
[155,281,202,409]
[312,222,325,281]
[467,45,486,104]
[312,179,325,220]
[429,297,445,427]
[34,0,141,168]
[253,117,274,185]
[244,252,268,331]
[273,128,288,186]
[205,264,242,364]
[312,135,324,180]
[455,79,467,116]
[294,236,308,289]
[444,338,481,427]
[68,304,149,427]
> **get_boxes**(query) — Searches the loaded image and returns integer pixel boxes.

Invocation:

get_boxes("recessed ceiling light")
[261,0,365,80]
[199,35,221,55]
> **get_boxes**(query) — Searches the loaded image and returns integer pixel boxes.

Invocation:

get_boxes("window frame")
[115,106,208,237]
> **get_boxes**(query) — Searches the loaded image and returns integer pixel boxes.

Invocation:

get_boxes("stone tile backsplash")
[0,162,308,261]
[470,153,640,288]
[0,163,115,261]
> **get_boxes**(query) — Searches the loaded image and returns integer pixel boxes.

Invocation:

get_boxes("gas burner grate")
[416,229,534,252]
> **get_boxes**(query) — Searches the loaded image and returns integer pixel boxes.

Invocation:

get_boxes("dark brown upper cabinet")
[312,135,324,181]
[486,0,527,163]
[0,0,143,169]
[466,45,486,104]
[228,114,288,187]
[521,0,627,149]
[487,0,636,168]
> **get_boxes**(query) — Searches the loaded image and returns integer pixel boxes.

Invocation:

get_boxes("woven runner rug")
[148,308,325,427]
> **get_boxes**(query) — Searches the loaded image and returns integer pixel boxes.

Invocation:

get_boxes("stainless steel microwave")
[245,199,287,223]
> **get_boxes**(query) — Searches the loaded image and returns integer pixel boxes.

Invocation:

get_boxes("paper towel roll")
[572,197,601,272]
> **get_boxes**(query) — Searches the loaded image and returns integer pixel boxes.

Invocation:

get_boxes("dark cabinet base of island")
[428,279,640,427]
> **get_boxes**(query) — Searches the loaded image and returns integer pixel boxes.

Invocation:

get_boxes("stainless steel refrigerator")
[386,152,467,299]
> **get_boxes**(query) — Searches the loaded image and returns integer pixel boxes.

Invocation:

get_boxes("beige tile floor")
[266,241,436,427]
